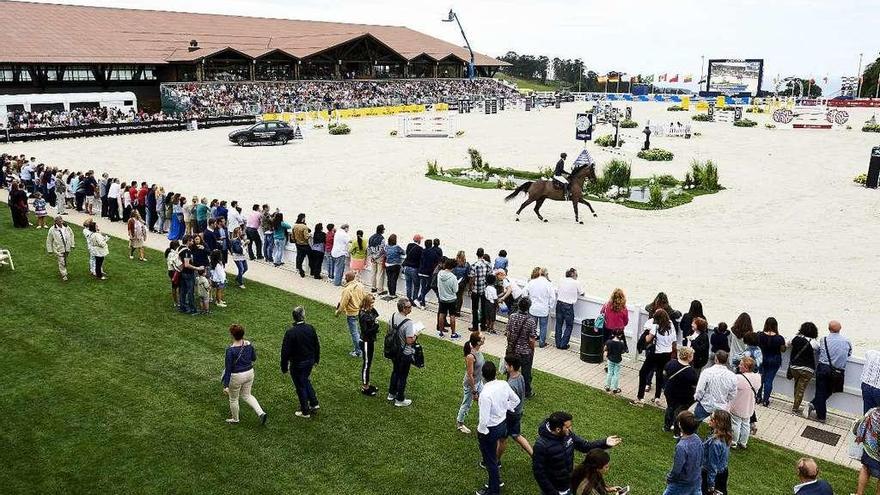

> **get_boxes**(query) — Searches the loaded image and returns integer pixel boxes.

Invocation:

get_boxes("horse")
[503,163,598,223]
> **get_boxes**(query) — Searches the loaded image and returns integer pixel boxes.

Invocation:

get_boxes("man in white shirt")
[330,223,351,286]
[861,349,880,413]
[476,361,520,495]
[554,268,584,350]
[106,179,121,221]
[45,216,75,281]
[524,269,555,348]
[694,350,738,421]
[226,200,245,235]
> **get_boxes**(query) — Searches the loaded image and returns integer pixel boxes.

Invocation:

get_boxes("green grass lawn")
[0,212,857,494]
[494,73,560,93]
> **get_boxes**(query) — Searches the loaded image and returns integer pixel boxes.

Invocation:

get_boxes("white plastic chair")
[0,248,14,270]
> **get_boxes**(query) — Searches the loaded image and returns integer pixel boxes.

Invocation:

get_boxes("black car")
[228,121,295,146]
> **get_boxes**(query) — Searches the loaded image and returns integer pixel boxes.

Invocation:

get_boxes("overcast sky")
[27,0,879,92]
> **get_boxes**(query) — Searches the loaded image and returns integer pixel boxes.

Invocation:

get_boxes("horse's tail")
[504,181,533,202]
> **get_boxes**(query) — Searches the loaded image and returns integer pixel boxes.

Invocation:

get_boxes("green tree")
[862,56,880,98]
[779,78,822,97]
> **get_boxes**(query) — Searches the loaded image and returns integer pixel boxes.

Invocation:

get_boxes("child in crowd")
[196,271,211,314]
[483,273,498,334]
[702,410,733,495]
[33,192,48,228]
[493,249,508,271]
[733,331,763,372]
[664,411,704,495]
[710,321,731,353]
[209,249,227,307]
[603,331,627,394]
[498,355,533,463]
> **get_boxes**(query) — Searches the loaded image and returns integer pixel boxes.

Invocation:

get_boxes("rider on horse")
[552,152,570,200]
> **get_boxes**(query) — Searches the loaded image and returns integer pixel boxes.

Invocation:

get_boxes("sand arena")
[10,102,880,351]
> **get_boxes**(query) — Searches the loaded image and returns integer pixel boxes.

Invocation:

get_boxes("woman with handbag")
[854,407,880,495]
[221,324,267,425]
[600,289,629,350]
[787,322,819,414]
[631,309,676,407]
[757,317,787,407]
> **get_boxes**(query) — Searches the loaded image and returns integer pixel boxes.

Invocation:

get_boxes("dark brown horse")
[503,163,598,223]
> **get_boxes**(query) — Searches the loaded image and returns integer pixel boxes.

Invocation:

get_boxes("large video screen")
[707,59,763,96]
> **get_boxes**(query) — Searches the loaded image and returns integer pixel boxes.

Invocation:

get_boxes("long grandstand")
[0,1,509,110]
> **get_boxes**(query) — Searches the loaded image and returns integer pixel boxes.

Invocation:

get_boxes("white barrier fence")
[279,246,867,419]
[398,114,454,137]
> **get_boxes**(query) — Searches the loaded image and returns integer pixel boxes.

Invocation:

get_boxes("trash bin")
[579,318,603,364]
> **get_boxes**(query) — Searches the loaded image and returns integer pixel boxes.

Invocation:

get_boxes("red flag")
[658,73,667,82]
[669,74,679,82]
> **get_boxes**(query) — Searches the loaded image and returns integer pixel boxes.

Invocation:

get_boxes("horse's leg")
[579,197,598,217]
[572,199,582,224]
[534,198,547,222]
[516,197,535,221]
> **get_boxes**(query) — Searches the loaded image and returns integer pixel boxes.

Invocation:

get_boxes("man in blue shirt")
[793,457,833,495]
[807,321,852,423]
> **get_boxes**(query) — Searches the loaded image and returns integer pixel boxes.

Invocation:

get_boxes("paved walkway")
[26,205,860,470]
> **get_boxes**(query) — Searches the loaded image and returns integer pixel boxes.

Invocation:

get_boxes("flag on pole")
[683,74,693,82]
[644,74,654,83]
[669,74,679,83]
[658,73,667,82]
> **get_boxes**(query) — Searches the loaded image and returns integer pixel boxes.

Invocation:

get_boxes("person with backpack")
[385,299,416,407]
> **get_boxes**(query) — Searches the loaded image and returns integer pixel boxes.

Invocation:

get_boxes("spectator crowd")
[161,78,521,116]
[5,149,880,495]
[4,106,176,130]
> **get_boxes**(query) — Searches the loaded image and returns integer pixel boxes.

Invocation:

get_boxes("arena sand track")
[11,102,880,351]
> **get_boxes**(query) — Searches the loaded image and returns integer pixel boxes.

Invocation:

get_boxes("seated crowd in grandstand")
[5,106,175,130]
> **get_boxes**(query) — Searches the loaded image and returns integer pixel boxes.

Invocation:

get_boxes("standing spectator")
[230,227,249,289]
[475,361,519,495]
[694,351,738,421]
[600,288,629,347]
[45,216,74,281]
[733,331,764,372]
[808,321,852,423]
[788,322,820,414]
[701,410,733,495]
[221,324,267,425]
[862,350,880,413]
[182,196,196,236]
[498,355,534,463]
[555,268,584,350]
[120,188,133,222]
[136,182,148,220]
[496,269,521,315]
[195,197,209,233]
[202,218,219,252]
[729,312,753,370]
[272,212,290,267]
[453,251,472,314]
[127,210,148,262]
[493,249,508,271]
[524,267,555,348]
[632,309,676,407]
[483,274,499,334]
[9,182,29,227]
[679,300,705,343]
[349,229,368,275]
[330,223,351,286]
[106,179,121,222]
[532,411,621,495]
[456,332,485,434]
[758,316,787,406]
[416,238,439,307]
[165,240,181,306]
[292,213,311,278]
[32,192,47,228]
[54,173,67,215]
[663,347,698,438]
[280,306,321,418]
[308,223,326,279]
[177,235,200,314]
[645,292,678,326]
[437,258,460,338]
[384,234,404,297]
[87,221,109,280]
[367,224,386,293]
[216,218,230,265]
[261,204,274,261]
[227,201,245,238]
[604,330,627,394]
[730,356,761,449]
[793,457,834,495]
[335,271,365,358]
[322,223,335,279]
[145,184,157,231]
[387,299,416,407]
[468,249,493,332]
[663,411,703,495]
[854,406,880,495]
[167,195,184,240]
[245,204,263,260]
[710,322,731,354]
[357,294,380,396]
[155,187,167,234]
[689,317,711,373]
[505,297,538,398]
[402,234,424,305]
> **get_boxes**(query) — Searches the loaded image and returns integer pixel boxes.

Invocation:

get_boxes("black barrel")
[579,318,603,363]
[867,146,880,189]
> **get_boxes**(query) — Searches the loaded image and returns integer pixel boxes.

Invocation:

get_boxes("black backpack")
[383,316,410,359]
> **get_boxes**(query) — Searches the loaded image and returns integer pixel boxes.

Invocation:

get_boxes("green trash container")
[579,318,603,364]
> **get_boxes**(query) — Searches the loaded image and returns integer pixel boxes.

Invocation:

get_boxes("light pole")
[857,52,864,98]
[442,9,475,79]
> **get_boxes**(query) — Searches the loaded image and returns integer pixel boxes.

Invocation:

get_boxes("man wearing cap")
[46,216,75,281]
[552,152,570,200]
